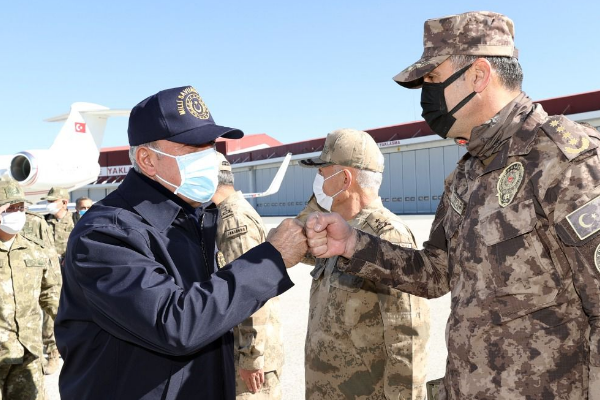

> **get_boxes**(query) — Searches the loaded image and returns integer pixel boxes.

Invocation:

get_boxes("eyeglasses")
[5,204,26,213]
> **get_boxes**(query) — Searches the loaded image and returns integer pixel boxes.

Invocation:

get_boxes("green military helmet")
[0,177,27,206]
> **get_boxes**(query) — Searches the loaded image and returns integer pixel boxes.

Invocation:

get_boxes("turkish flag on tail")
[75,122,86,133]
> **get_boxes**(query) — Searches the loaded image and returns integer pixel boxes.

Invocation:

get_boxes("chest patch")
[450,190,465,215]
[497,162,524,207]
[566,195,600,240]
[595,244,600,275]
[225,225,247,238]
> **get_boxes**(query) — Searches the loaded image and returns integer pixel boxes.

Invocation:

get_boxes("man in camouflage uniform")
[0,178,61,399]
[212,152,284,400]
[305,12,600,400]
[40,187,72,374]
[297,128,430,400]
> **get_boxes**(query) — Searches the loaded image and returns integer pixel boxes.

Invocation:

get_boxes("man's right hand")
[267,218,307,268]
[306,212,357,259]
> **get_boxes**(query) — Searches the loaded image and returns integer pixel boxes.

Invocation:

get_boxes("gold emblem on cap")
[497,162,524,207]
[177,87,210,120]
[595,244,600,275]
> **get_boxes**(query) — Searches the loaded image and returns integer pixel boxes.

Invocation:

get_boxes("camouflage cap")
[41,187,70,201]
[300,128,384,173]
[394,11,518,89]
[216,152,232,172]
[0,178,26,206]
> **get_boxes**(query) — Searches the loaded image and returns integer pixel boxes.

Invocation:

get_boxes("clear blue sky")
[1,0,599,155]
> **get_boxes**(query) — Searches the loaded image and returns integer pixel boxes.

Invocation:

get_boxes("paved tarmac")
[45,214,449,400]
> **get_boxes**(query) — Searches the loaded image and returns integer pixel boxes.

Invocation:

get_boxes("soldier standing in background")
[297,128,429,399]
[305,11,600,400]
[0,178,61,399]
[40,187,73,375]
[213,152,284,400]
[72,196,93,225]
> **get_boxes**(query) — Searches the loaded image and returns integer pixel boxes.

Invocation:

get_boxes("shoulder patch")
[565,195,600,240]
[225,225,247,238]
[366,211,392,234]
[221,208,234,220]
[543,116,598,160]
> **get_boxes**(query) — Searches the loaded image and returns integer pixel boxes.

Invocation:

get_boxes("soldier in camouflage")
[297,128,430,400]
[40,187,73,375]
[305,11,600,400]
[0,178,61,399]
[212,152,285,400]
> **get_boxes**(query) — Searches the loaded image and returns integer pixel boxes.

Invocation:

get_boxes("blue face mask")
[78,210,87,216]
[149,147,219,204]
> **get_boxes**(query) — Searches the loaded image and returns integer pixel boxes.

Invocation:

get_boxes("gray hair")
[218,170,235,186]
[356,169,382,191]
[75,196,92,207]
[449,55,523,91]
[128,141,161,173]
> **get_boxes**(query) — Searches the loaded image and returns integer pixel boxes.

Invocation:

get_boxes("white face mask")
[47,202,62,215]
[312,170,345,211]
[149,147,219,204]
[0,211,26,235]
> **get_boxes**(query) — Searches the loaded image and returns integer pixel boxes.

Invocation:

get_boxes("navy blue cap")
[127,86,244,146]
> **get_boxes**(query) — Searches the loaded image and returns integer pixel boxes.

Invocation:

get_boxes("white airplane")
[0,103,129,204]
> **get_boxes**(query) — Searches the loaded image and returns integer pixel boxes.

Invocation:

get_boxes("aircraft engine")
[9,149,100,189]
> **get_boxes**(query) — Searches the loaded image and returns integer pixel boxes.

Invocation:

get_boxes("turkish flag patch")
[75,122,86,133]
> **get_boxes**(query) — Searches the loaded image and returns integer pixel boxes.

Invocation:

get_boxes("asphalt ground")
[45,214,449,400]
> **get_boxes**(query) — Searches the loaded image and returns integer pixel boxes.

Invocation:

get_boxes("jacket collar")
[348,197,384,228]
[116,170,201,232]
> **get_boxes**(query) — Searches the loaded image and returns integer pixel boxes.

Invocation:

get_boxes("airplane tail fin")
[46,102,130,153]
[243,153,292,198]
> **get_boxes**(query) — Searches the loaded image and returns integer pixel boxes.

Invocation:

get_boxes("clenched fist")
[305,212,357,259]
[267,218,307,268]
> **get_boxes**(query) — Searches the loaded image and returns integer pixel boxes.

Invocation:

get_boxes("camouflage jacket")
[338,95,600,399]
[299,197,430,399]
[45,211,75,258]
[0,213,61,364]
[215,191,284,375]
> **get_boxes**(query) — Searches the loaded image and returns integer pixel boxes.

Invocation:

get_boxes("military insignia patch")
[225,225,247,238]
[221,209,234,220]
[176,87,210,120]
[566,195,600,240]
[450,190,465,215]
[548,118,590,155]
[594,244,600,275]
[497,162,524,207]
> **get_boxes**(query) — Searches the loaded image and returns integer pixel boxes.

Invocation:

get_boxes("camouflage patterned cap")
[41,187,70,201]
[300,128,384,173]
[0,178,26,206]
[216,152,232,172]
[394,11,518,89]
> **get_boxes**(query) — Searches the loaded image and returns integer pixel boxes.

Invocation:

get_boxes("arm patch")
[225,225,248,238]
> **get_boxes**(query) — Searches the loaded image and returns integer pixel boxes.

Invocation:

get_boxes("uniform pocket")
[24,258,47,267]
[329,268,363,293]
[478,199,558,322]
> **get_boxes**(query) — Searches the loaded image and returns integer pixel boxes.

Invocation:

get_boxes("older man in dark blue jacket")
[55,86,306,400]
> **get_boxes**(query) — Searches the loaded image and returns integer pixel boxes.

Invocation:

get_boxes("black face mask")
[420,64,477,139]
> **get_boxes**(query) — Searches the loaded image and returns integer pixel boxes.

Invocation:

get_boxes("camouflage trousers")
[41,312,56,353]
[0,351,45,400]
[236,370,281,400]
[305,273,429,400]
